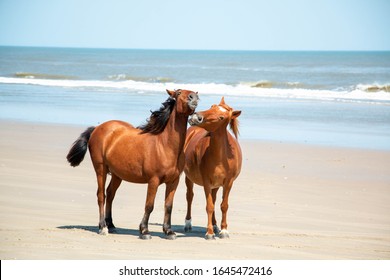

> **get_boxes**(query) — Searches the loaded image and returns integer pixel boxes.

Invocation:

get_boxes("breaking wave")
[356,84,390,93]
[1,76,389,103]
[14,72,78,80]
[107,74,174,83]
[244,80,305,89]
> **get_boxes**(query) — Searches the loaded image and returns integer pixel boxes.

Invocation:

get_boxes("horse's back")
[93,120,135,135]
[184,126,210,185]
[88,120,138,163]
[89,120,136,149]
[184,126,209,151]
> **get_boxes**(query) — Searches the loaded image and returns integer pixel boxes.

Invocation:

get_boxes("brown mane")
[138,97,176,134]
[229,116,240,139]
[219,101,240,139]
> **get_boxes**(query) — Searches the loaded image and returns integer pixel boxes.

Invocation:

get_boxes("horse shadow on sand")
[57,223,207,239]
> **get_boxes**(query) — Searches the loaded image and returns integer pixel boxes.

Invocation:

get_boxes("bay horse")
[66,89,199,240]
[184,97,242,240]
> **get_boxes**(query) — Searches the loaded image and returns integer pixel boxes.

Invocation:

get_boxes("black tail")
[66,126,95,167]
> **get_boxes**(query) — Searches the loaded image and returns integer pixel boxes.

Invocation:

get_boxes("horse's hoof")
[99,227,109,236]
[219,229,230,239]
[139,234,152,240]
[184,219,192,232]
[205,233,216,240]
[184,226,192,232]
[166,232,177,240]
[108,227,117,234]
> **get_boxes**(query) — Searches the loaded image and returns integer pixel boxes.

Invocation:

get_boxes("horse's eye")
[219,116,224,120]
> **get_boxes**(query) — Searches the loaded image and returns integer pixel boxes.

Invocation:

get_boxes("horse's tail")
[66,126,95,167]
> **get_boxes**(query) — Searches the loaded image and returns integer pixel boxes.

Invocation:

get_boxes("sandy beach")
[0,120,389,260]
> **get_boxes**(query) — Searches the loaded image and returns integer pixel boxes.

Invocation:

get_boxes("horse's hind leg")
[184,176,194,232]
[105,173,122,233]
[95,164,108,235]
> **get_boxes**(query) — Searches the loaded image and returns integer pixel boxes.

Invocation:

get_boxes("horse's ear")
[232,110,241,119]
[219,97,226,106]
[166,89,176,97]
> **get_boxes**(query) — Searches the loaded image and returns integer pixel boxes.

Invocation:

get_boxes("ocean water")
[1,46,390,150]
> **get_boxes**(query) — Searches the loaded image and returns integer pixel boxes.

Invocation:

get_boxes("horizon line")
[1,44,390,52]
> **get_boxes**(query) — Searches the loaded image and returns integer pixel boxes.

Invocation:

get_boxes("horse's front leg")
[184,176,194,232]
[139,178,159,240]
[203,184,216,240]
[163,177,180,240]
[220,180,233,239]
[211,188,220,235]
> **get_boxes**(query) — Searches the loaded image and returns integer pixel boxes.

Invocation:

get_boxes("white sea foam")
[1,77,390,103]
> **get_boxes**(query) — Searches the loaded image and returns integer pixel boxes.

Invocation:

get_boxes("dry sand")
[0,120,389,259]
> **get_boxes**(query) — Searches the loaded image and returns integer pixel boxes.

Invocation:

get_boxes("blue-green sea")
[1,46,390,149]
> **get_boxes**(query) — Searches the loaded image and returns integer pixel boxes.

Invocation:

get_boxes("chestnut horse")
[184,97,242,239]
[66,89,199,240]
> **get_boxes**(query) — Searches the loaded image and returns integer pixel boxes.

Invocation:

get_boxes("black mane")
[138,97,176,134]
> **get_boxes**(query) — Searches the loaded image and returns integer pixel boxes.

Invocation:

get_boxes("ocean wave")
[13,71,176,84]
[249,80,274,88]
[244,80,305,89]
[356,83,390,93]
[14,72,78,80]
[1,76,389,103]
[107,74,174,83]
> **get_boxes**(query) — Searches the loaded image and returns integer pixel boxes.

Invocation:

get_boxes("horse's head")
[189,97,241,138]
[167,89,199,115]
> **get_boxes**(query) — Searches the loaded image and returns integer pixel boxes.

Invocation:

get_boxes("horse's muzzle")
[188,93,199,111]
[188,113,204,126]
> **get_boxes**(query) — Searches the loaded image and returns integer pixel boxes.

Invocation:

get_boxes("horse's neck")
[208,127,230,159]
[159,109,188,153]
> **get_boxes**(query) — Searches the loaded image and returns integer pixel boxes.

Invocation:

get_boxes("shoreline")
[2,117,390,152]
[1,120,389,259]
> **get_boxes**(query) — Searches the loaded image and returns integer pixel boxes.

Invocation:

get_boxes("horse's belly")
[185,163,226,188]
[108,157,182,184]
[184,160,204,186]
[108,163,147,183]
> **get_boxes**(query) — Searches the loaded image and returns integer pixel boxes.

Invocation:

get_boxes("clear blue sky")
[0,0,389,50]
